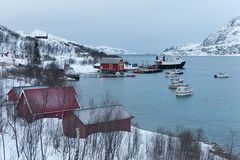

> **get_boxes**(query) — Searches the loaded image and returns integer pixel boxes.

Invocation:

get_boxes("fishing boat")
[214,73,229,78]
[169,83,187,89]
[133,68,162,74]
[93,63,100,69]
[155,54,186,69]
[100,73,136,78]
[169,82,181,89]
[173,69,183,75]
[165,71,177,78]
[176,85,193,96]
[170,78,184,83]
[124,63,139,72]
[169,78,185,89]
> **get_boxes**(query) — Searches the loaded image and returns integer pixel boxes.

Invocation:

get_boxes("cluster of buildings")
[7,86,132,138]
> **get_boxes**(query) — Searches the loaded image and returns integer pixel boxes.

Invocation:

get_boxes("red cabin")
[62,105,132,138]
[100,57,124,73]
[16,86,80,123]
[7,86,48,102]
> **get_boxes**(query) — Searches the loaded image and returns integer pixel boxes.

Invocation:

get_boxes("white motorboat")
[169,82,181,89]
[176,86,193,96]
[169,82,187,89]
[169,78,184,89]
[165,72,177,78]
[173,69,183,75]
[170,78,184,83]
[214,73,229,78]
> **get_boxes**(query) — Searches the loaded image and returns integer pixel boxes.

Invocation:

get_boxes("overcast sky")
[0,0,240,53]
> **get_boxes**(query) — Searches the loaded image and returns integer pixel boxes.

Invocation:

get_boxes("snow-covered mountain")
[93,45,135,55]
[163,16,240,56]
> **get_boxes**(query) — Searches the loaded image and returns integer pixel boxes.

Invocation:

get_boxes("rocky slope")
[162,16,240,56]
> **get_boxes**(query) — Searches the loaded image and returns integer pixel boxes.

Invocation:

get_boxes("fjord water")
[76,55,240,149]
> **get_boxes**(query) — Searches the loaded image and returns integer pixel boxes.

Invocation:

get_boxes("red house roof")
[7,86,48,98]
[100,57,123,64]
[21,87,80,115]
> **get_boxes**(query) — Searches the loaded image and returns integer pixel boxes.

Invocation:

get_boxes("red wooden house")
[100,57,124,73]
[16,86,80,123]
[62,105,132,138]
[7,86,48,102]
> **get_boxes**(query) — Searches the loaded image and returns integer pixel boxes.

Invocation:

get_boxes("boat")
[100,73,136,78]
[169,78,185,89]
[170,78,184,83]
[214,73,229,78]
[133,68,162,74]
[165,71,177,78]
[176,85,193,96]
[124,64,139,72]
[155,55,186,69]
[66,74,80,81]
[169,82,181,89]
[169,83,187,89]
[66,77,78,81]
[93,63,100,69]
[173,69,183,75]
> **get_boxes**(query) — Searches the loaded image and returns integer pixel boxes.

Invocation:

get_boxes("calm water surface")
[76,55,240,149]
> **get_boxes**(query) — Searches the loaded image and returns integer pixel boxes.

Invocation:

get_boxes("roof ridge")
[23,86,74,91]
[75,104,123,111]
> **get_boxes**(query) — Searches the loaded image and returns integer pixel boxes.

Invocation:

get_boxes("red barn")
[62,105,132,138]
[7,86,48,102]
[100,57,124,73]
[16,86,80,123]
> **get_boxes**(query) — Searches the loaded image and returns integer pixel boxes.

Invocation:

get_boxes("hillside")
[0,25,112,73]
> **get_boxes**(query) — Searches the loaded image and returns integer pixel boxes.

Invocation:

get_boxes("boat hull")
[176,91,192,96]
[133,68,162,74]
[157,61,186,69]
[214,75,229,78]
[100,74,136,78]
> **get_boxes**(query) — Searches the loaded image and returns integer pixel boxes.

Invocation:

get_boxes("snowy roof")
[11,86,48,97]
[73,105,132,125]
[100,57,123,64]
[22,87,80,114]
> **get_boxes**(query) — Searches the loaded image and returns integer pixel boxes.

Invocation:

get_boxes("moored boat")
[133,68,162,74]
[165,71,177,78]
[155,55,186,69]
[169,78,185,89]
[176,85,193,96]
[169,83,188,89]
[100,73,136,78]
[173,69,183,75]
[93,63,100,69]
[170,78,184,83]
[214,73,229,78]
